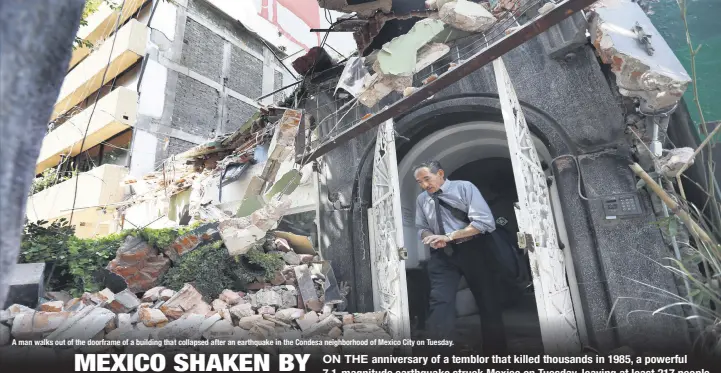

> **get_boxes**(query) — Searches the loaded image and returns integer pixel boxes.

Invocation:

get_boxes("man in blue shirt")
[414,160,508,354]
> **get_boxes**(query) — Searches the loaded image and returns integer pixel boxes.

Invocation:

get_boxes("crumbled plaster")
[376,18,446,76]
[589,0,690,111]
[438,0,496,33]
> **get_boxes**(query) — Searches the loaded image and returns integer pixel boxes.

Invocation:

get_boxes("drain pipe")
[645,104,702,331]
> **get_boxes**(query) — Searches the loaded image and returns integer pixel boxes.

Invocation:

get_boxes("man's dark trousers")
[425,233,508,355]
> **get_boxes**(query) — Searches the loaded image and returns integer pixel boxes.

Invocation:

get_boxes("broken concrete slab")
[158,314,205,340]
[376,19,446,76]
[219,289,243,305]
[108,289,141,313]
[358,72,412,108]
[589,0,690,111]
[439,0,497,33]
[294,265,319,308]
[11,311,72,340]
[160,289,176,301]
[237,315,267,330]
[275,308,305,323]
[141,286,166,302]
[343,314,354,325]
[296,311,319,331]
[328,326,342,339]
[106,236,171,293]
[40,301,64,312]
[253,289,283,308]
[229,303,255,319]
[202,319,234,340]
[353,311,387,326]
[212,299,228,311]
[220,220,266,256]
[139,308,168,327]
[283,251,301,265]
[47,307,115,341]
[258,306,275,315]
[160,284,211,320]
[302,314,342,338]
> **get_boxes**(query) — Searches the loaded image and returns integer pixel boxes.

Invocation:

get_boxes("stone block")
[199,313,222,335]
[237,315,269,330]
[3,263,45,309]
[202,319,234,340]
[353,311,386,326]
[108,289,141,313]
[257,306,275,315]
[40,301,64,312]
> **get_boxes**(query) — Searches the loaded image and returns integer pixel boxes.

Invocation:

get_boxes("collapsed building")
[12,0,718,358]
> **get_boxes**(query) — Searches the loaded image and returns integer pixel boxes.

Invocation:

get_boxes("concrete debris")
[219,289,243,305]
[229,303,255,319]
[343,314,355,325]
[273,231,316,255]
[538,2,556,15]
[302,313,342,338]
[439,0,496,33]
[157,314,204,340]
[253,289,283,308]
[283,251,301,265]
[589,0,690,111]
[65,298,85,312]
[160,284,211,320]
[47,306,115,341]
[108,289,141,313]
[296,311,319,331]
[258,306,276,315]
[11,311,72,340]
[40,301,64,312]
[202,319,234,340]
[377,19,446,76]
[212,299,228,311]
[106,236,171,293]
[198,313,222,335]
[275,308,305,323]
[274,238,292,252]
[353,311,387,326]
[139,308,168,327]
[237,315,269,330]
[141,286,166,302]
[163,226,219,263]
[328,326,342,339]
[658,147,695,178]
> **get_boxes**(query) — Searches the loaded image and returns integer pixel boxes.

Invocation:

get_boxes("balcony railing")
[26,164,129,238]
[52,18,147,121]
[37,87,138,174]
[69,0,147,70]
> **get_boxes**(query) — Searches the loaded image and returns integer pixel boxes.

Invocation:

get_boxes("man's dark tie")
[431,191,454,256]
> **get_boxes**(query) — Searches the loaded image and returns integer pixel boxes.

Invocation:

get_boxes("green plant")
[29,169,75,195]
[20,219,76,290]
[137,222,202,249]
[161,240,235,301]
[243,247,285,282]
[65,231,130,297]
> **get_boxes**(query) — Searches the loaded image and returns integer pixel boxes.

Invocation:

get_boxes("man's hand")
[422,234,451,249]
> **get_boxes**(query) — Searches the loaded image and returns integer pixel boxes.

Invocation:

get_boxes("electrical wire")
[550,154,592,201]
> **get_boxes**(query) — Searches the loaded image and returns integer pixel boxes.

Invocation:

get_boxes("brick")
[172,75,219,138]
[228,47,263,99]
[181,18,224,81]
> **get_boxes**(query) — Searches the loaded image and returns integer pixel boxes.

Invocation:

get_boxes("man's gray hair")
[412,160,443,175]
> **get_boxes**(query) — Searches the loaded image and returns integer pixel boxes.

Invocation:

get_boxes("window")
[67,129,133,174]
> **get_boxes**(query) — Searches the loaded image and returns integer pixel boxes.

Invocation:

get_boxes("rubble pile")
[0,281,392,354]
